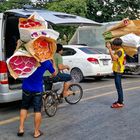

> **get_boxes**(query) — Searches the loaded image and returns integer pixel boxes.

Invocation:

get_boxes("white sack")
[120,33,140,48]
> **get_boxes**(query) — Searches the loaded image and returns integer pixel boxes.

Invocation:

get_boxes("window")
[79,47,103,54]
[54,14,76,19]
[62,48,76,56]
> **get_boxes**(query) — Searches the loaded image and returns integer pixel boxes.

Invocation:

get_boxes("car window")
[62,48,76,56]
[79,47,103,54]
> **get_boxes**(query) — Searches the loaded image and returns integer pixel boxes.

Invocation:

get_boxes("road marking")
[83,79,140,92]
[0,83,140,126]
[81,85,140,102]
[59,85,140,106]
[0,113,33,126]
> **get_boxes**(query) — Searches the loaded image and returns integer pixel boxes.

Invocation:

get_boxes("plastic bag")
[120,33,140,48]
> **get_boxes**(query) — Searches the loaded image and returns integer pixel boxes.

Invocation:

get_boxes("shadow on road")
[81,74,140,83]
[81,76,113,83]
[0,101,21,112]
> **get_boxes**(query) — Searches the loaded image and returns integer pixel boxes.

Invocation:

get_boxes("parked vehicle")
[0,8,101,103]
[62,45,112,82]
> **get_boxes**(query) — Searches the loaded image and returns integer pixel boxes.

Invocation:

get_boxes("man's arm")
[57,55,70,70]
[106,42,119,61]
[58,64,70,71]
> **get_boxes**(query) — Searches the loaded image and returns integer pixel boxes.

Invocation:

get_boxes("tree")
[0,0,32,12]
[46,0,87,17]
[86,0,140,23]
[45,0,87,44]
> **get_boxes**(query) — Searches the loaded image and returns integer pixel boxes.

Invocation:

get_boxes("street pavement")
[0,75,140,140]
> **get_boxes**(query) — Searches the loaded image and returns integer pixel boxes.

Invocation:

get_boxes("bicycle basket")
[44,81,53,91]
[44,76,53,91]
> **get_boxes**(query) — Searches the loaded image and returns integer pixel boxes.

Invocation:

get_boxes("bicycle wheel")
[65,84,83,104]
[43,92,57,117]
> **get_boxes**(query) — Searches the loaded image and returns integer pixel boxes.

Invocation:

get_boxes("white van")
[0,8,101,103]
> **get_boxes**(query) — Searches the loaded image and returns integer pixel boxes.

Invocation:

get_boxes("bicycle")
[42,77,83,117]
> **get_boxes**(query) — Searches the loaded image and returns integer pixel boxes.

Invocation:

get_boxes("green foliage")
[46,0,87,17]
[46,0,87,44]
[0,0,32,12]
[86,0,140,23]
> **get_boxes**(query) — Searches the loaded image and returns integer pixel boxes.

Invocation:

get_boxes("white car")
[63,45,113,82]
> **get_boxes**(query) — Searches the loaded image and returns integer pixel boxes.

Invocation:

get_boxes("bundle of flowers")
[103,18,140,57]
[25,36,56,62]
[19,12,48,42]
[19,18,42,28]
[7,44,40,79]
[7,12,59,79]
[103,19,140,40]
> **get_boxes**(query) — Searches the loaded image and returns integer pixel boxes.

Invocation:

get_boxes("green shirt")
[54,53,63,73]
[44,53,63,76]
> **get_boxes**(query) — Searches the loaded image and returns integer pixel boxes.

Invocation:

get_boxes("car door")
[62,47,77,71]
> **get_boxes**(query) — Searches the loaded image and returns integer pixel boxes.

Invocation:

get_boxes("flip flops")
[17,131,24,137]
[111,102,124,108]
[34,130,43,138]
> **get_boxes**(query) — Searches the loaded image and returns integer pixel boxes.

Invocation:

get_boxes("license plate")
[103,60,108,65]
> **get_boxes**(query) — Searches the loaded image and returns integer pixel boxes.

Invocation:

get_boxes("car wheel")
[70,68,83,82]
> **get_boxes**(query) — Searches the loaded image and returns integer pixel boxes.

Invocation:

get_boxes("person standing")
[106,38,125,108]
[17,60,56,138]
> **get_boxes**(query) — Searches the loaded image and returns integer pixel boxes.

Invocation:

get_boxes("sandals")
[17,130,43,138]
[34,130,43,138]
[111,102,124,108]
[17,131,24,137]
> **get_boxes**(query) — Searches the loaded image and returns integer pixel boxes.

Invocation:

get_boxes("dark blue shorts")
[21,90,43,112]
[52,72,72,83]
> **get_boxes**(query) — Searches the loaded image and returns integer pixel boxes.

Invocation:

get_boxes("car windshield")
[79,47,104,54]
